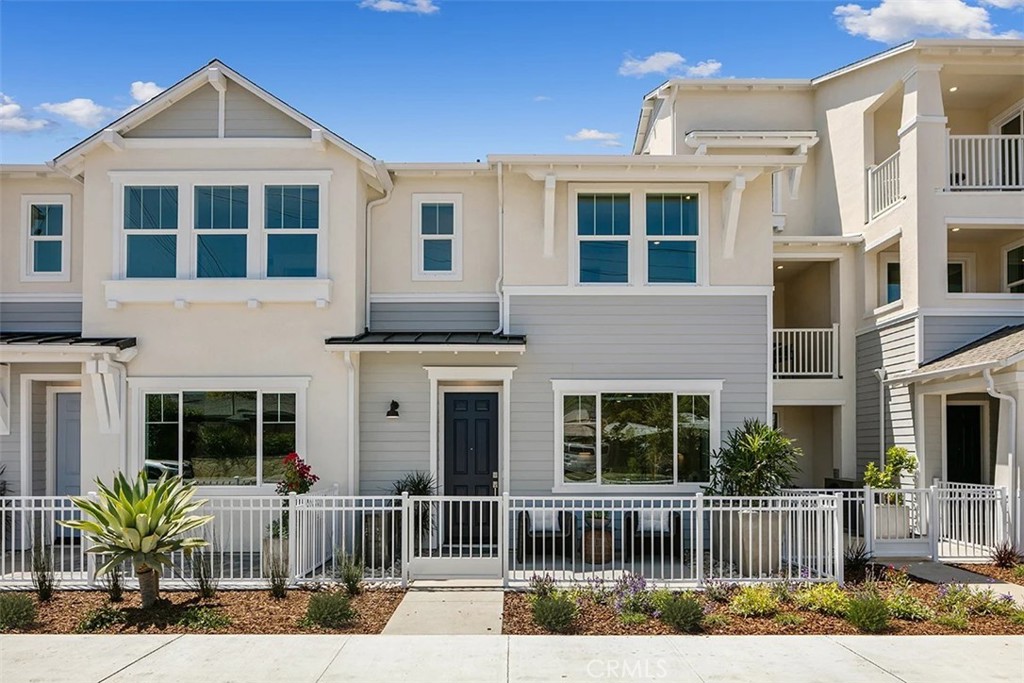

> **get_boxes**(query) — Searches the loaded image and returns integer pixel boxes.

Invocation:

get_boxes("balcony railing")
[867,150,901,219]
[773,325,839,378]
[947,134,1024,191]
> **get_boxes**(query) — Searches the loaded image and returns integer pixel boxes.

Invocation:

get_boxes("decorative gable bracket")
[722,175,747,259]
[85,358,124,434]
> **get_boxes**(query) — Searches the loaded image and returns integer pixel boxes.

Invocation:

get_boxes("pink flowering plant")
[276,452,319,495]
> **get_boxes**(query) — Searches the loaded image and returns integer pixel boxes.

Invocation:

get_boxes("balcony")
[867,150,901,219]
[772,326,839,379]
[947,134,1024,191]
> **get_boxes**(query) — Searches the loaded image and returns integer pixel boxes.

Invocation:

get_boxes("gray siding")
[0,301,82,333]
[922,315,1024,363]
[128,84,220,138]
[370,302,499,333]
[855,318,917,476]
[224,82,310,138]
[359,294,769,495]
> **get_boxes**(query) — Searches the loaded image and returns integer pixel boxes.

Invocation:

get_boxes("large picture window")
[142,388,300,487]
[124,186,178,278]
[555,381,719,489]
[265,185,319,277]
[195,186,248,278]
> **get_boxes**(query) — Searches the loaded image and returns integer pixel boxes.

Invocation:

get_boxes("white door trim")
[437,385,503,496]
[945,400,991,485]
[46,386,82,496]
[18,373,81,496]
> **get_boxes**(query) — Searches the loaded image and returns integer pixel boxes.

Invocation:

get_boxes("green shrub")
[770,582,795,605]
[618,611,648,625]
[31,547,57,602]
[885,591,934,621]
[703,580,737,603]
[1013,565,1024,579]
[76,605,126,633]
[335,553,363,596]
[177,606,231,630]
[934,606,969,631]
[991,541,1021,569]
[650,588,676,615]
[528,573,556,601]
[531,593,577,633]
[702,613,731,629]
[846,593,890,633]
[843,542,872,575]
[102,565,125,603]
[794,583,849,616]
[729,584,780,617]
[304,591,357,629]
[1009,609,1024,625]
[0,593,37,631]
[267,554,289,600]
[938,584,1014,617]
[774,612,805,627]
[659,594,704,633]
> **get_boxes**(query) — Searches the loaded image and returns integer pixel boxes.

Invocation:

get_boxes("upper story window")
[22,194,71,281]
[1006,240,1024,293]
[124,186,178,278]
[577,194,630,283]
[646,194,698,283]
[195,186,248,278]
[412,193,462,281]
[265,185,319,277]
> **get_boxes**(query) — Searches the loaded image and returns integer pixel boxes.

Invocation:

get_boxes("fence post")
[695,493,704,587]
[287,491,298,583]
[401,491,410,589]
[500,492,510,589]
[86,491,98,587]
[928,485,940,561]
[863,486,875,557]
[833,493,845,585]
[830,322,840,378]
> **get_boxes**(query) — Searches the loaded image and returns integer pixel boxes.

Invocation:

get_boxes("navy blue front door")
[444,392,498,546]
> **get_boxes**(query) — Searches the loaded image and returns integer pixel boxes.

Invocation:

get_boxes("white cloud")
[618,51,685,77]
[0,93,51,133]
[533,95,552,102]
[359,0,439,14]
[685,60,723,78]
[566,128,622,147]
[130,81,164,104]
[979,0,1024,8]
[39,98,118,128]
[834,0,1023,43]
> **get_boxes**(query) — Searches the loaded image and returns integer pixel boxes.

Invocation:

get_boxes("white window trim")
[411,193,463,281]
[877,251,902,309]
[551,379,723,493]
[191,185,251,279]
[1002,236,1024,293]
[21,194,71,282]
[988,98,1024,134]
[262,183,327,279]
[946,252,976,294]
[568,184,709,288]
[128,376,310,494]
[771,172,787,230]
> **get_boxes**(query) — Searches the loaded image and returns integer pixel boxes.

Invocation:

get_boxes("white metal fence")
[0,484,1010,589]
[772,325,840,378]
[947,134,1024,190]
[867,150,901,219]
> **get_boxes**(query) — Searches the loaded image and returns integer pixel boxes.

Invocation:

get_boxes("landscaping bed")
[503,568,1024,636]
[1,587,405,635]
[952,563,1024,587]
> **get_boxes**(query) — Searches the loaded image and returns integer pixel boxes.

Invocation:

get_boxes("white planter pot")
[712,509,786,577]
[872,504,911,540]
[262,536,289,575]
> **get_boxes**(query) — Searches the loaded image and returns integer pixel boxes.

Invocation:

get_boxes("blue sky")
[1,0,1022,163]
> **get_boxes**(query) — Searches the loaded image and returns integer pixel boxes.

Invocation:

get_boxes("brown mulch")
[952,563,1024,587]
[503,579,1024,636]
[15,587,405,634]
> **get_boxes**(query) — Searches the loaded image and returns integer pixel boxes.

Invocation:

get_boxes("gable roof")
[892,324,1024,384]
[52,60,386,186]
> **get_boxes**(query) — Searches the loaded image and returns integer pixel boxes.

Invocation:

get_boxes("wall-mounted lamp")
[386,400,400,419]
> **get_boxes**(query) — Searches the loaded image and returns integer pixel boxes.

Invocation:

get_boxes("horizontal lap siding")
[0,302,82,333]
[370,302,499,333]
[856,318,917,477]
[358,294,770,495]
[224,82,310,138]
[127,84,220,138]
[922,315,1024,363]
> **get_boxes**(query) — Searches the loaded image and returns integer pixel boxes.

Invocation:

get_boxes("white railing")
[0,497,90,586]
[867,150,901,219]
[947,134,1024,191]
[934,483,1009,562]
[772,325,840,378]
[295,495,402,585]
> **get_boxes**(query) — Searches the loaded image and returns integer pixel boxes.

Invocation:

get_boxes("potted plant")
[863,446,918,540]
[581,511,614,565]
[704,419,802,575]
[391,471,436,561]
[263,453,319,574]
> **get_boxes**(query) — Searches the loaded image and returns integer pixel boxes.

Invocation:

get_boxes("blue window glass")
[421,203,454,235]
[265,185,318,229]
[195,186,248,230]
[886,262,901,303]
[124,186,177,229]
[578,194,629,236]
[647,194,697,236]
[267,234,316,277]
[1007,246,1024,290]
[197,235,247,278]
[127,235,176,278]
[30,205,63,236]
[33,241,61,273]
[648,241,697,283]
[423,239,453,272]
[579,241,628,283]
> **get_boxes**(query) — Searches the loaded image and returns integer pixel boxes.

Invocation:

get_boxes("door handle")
[492,471,498,495]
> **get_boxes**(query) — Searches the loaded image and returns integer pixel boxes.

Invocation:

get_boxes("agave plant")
[59,472,213,608]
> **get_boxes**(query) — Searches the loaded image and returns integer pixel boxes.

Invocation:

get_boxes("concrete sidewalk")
[2,634,1022,683]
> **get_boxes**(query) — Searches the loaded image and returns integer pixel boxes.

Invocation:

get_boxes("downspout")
[873,368,887,466]
[343,351,357,496]
[492,161,505,335]
[984,368,1018,545]
[364,162,394,332]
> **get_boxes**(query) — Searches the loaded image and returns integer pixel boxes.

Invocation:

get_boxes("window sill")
[104,278,332,307]
[946,292,1024,299]
[871,300,902,317]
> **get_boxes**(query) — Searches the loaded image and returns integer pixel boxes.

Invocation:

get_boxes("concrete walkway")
[2,634,1022,682]
[382,580,504,634]
[895,560,1024,606]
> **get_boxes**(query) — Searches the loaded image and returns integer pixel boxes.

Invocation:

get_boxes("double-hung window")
[142,387,301,487]
[22,195,70,281]
[1005,240,1024,293]
[124,186,178,278]
[194,186,248,278]
[265,185,319,277]
[577,194,630,283]
[413,193,462,280]
[556,381,720,489]
[646,194,698,283]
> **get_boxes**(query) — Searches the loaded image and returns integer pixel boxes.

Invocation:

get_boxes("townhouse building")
[1,40,1022,545]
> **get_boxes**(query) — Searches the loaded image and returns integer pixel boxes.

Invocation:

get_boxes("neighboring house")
[1,41,1022,532]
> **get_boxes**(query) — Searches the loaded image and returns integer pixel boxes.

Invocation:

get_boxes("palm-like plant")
[59,472,213,608]
[705,419,802,497]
